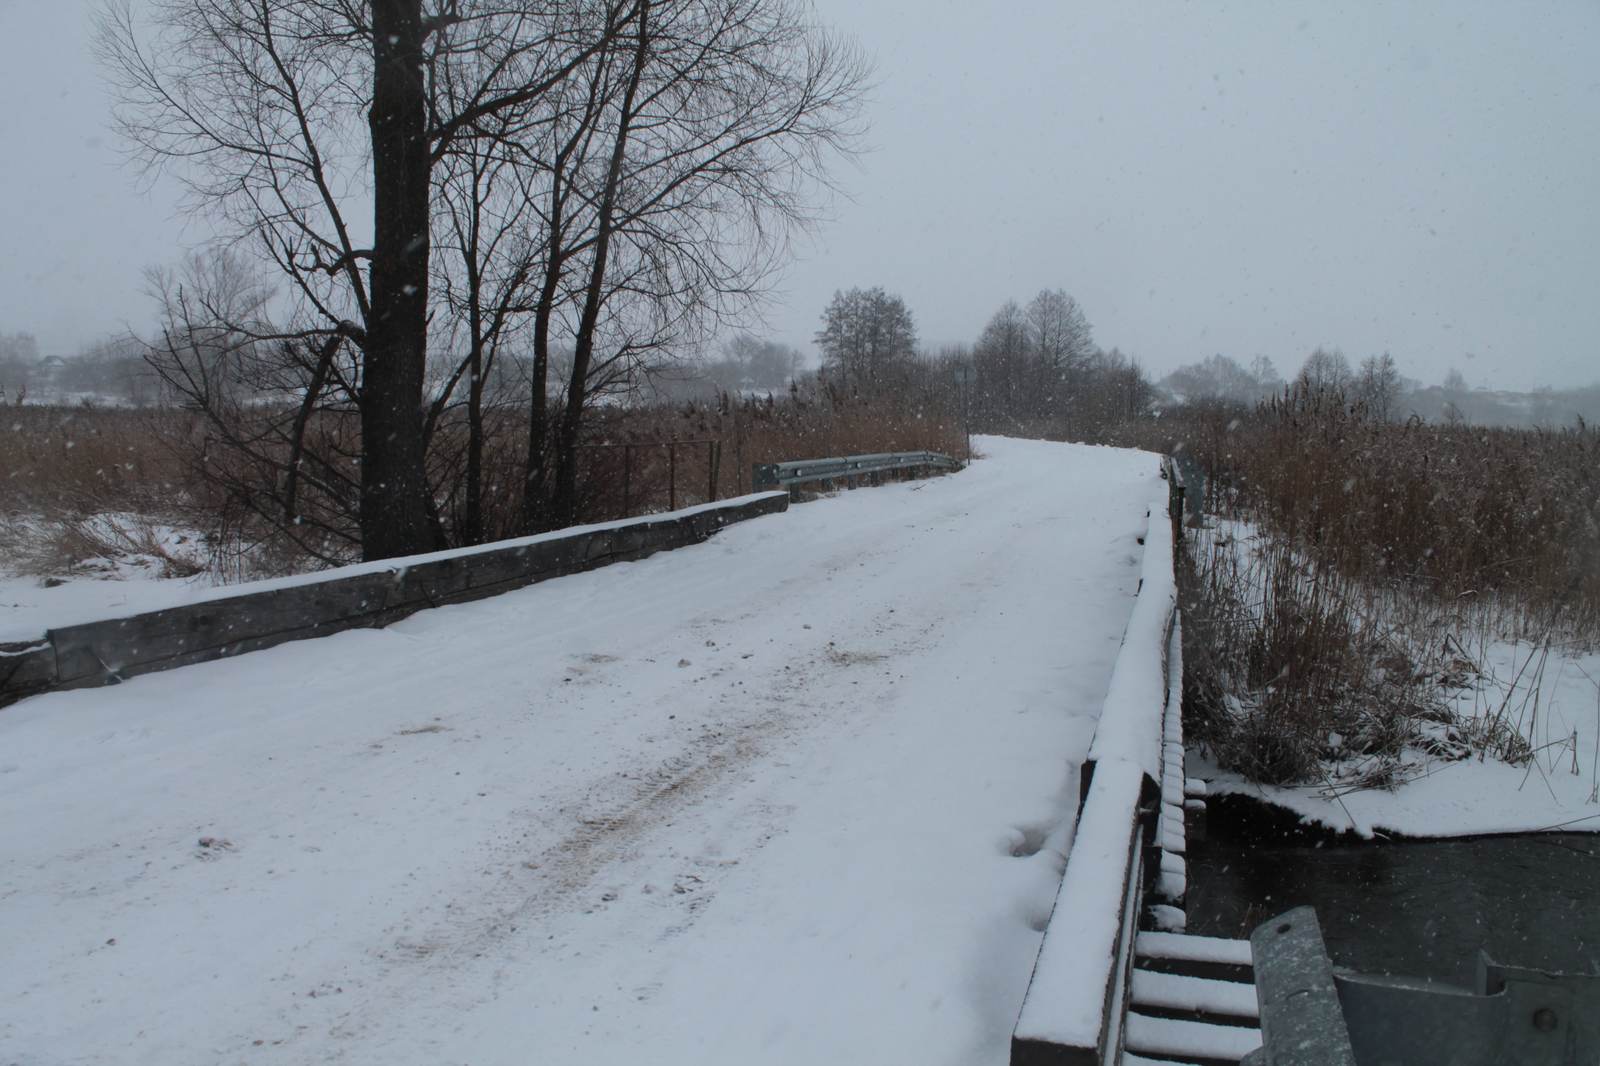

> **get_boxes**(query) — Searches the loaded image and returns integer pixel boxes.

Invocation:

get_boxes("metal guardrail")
[1247,905,1599,1066]
[1245,909,1357,1066]
[751,450,961,492]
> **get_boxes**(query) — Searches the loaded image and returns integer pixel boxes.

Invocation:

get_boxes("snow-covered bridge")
[2,437,1173,1065]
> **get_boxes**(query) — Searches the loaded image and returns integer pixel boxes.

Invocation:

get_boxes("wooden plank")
[1138,932,1254,967]
[1131,970,1259,1021]
[1125,1012,1261,1065]
[1136,933,1254,984]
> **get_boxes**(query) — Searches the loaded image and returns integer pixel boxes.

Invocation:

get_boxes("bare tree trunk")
[283,333,341,523]
[521,64,606,535]
[520,202,564,533]
[461,164,487,546]
[464,331,485,546]
[364,0,439,560]
[549,3,650,529]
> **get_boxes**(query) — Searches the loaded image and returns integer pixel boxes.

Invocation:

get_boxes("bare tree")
[102,0,863,548]
[1249,354,1284,393]
[1024,288,1093,416]
[99,0,631,559]
[973,299,1029,423]
[1354,352,1403,420]
[531,0,869,529]
[426,74,554,544]
[815,286,917,397]
[1297,346,1353,397]
[0,333,41,403]
[703,333,801,392]
[141,250,367,562]
[1162,354,1271,405]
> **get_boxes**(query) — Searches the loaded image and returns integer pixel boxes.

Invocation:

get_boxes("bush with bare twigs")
[1,385,964,584]
[1106,388,1599,788]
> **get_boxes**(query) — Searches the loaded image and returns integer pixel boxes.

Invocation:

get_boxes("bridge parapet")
[1012,458,1197,1065]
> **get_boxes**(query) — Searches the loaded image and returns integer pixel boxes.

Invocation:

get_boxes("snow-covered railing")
[1011,461,1183,1065]
[1083,473,1179,783]
[0,492,789,708]
[751,450,961,491]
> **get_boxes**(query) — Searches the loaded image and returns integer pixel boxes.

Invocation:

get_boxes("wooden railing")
[1011,459,1186,1064]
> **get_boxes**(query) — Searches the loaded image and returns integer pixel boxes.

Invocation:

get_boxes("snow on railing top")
[1085,479,1179,782]
[1012,758,1148,1050]
[1,492,792,707]
[2,492,789,643]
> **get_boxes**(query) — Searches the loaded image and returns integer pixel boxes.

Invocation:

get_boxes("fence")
[578,438,723,518]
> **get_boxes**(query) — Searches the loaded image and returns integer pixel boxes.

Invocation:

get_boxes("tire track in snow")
[307,601,942,1056]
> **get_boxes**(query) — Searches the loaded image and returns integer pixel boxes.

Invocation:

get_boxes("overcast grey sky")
[1,1,1596,388]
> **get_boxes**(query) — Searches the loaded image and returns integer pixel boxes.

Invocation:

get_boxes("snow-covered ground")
[0,436,1163,1066]
[1204,638,1600,838]
[0,568,203,642]
[0,512,217,643]
[1191,520,1600,839]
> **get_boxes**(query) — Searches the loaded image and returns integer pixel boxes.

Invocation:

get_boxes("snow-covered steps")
[1135,931,1254,983]
[1124,1013,1261,1066]
[1130,970,1259,1022]
[1126,933,1260,1064]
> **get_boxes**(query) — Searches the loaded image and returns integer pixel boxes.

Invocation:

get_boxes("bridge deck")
[1,437,1160,1066]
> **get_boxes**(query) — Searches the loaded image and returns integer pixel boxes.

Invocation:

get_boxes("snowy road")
[1,437,1163,1066]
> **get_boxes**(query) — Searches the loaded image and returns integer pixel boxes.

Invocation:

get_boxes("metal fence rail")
[751,450,961,491]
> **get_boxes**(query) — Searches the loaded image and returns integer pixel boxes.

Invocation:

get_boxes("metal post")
[956,365,973,461]
[622,445,633,518]
[669,442,677,511]
[707,440,717,503]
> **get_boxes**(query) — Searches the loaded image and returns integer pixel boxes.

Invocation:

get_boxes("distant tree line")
[804,284,1159,441]
[806,281,1158,438]
[1155,347,1599,429]
[0,332,168,406]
